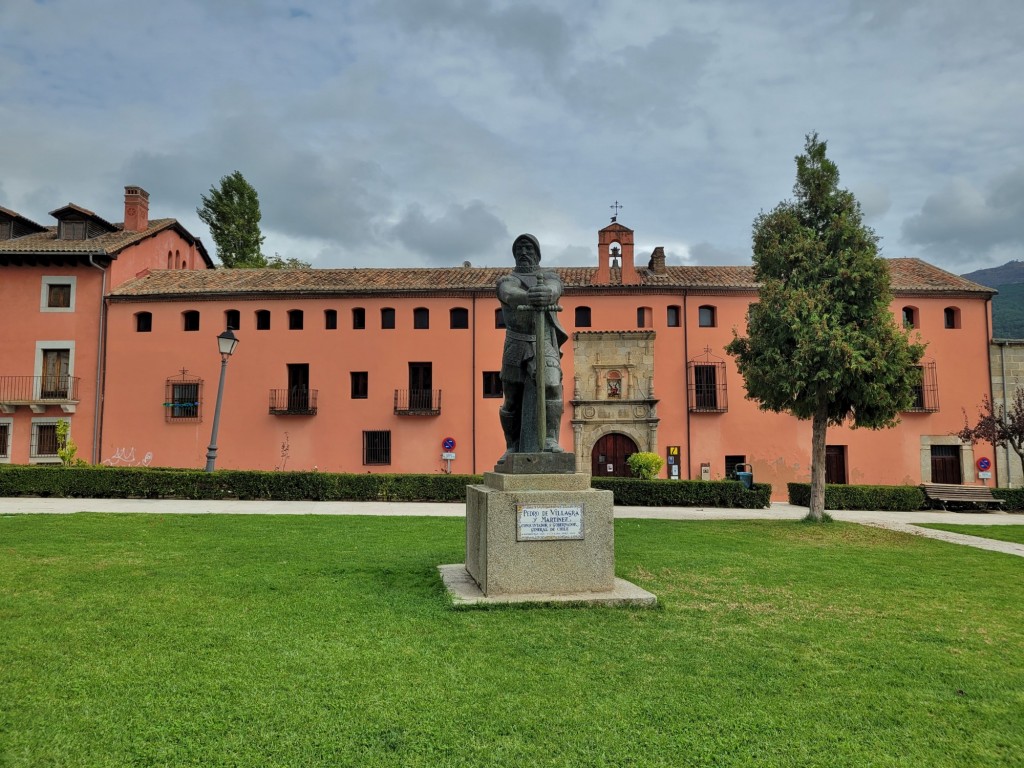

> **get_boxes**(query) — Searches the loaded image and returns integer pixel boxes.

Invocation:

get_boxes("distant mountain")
[987,283,1024,339]
[960,261,1024,339]
[961,260,1024,288]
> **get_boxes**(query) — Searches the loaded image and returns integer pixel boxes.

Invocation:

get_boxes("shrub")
[992,488,1024,511]
[0,465,483,503]
[591,477,771,508]
[626,452,665,480]
[787,483,925,511]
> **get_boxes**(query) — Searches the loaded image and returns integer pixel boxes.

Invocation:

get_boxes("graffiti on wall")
[103,447,153,467]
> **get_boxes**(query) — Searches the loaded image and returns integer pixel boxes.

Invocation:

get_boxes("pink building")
[0,194,1000,497]
[102,222,996,496]
[0,187,212,466]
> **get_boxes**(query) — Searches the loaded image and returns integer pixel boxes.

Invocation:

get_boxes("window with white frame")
[35,341,75,400]
[30,418,63,461]
[40,276,77,312]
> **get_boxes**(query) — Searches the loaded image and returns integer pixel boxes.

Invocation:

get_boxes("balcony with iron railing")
[0,375,81,413]
[394,389,442,416]
[269,387,318,416]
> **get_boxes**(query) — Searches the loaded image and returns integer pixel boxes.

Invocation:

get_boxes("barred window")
[905,361,939,412]
[363,430,391,465]
[687,350,728,413]
[165,372,203,422]
[31,423,59,458]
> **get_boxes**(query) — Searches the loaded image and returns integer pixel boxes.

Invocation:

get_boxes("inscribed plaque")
[517,504,584,541]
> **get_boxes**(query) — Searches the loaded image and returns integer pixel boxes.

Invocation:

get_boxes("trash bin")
[735,463,753,489]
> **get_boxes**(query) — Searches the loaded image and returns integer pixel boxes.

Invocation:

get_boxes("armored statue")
[496,234,568,461]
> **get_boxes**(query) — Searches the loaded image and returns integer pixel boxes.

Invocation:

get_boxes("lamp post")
[205,328,239,472]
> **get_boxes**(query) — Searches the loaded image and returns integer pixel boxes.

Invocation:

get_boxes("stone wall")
[991,340,1024,487]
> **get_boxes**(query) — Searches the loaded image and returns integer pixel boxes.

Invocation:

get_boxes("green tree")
[197,171,267,268]
[957,388,1024,481]
[267,253,312,270]
[55,419,86,467]
[726,134,925,521]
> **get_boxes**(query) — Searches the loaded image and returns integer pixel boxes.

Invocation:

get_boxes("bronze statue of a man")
[497,233,568,461]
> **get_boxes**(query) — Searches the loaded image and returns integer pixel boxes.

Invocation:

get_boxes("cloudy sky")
[2,0,1022,273]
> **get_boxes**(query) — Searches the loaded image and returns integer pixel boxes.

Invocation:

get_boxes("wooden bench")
[921,483,1006,512]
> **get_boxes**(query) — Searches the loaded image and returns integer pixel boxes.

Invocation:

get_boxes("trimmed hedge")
[787,482,926,511]
[0,465,482,502]
[993,488,1024,511]
[591,477,772,509]
[0,465,774,508]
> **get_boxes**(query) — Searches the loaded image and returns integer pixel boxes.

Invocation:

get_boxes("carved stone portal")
[571,331,659,474]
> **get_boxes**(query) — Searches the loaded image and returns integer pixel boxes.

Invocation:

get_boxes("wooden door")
[825,445,847,484]
[931,446,962,484]
[409,362,432,410]
[41,349,70,398]
[287,363,310,411]
[591,433,639,478]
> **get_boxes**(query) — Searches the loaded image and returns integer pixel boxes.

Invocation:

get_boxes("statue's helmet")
[512,233,541,263]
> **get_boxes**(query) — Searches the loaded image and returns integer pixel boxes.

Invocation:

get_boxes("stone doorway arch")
[591,432,639,478]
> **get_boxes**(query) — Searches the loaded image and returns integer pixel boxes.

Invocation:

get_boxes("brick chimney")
[123,186,150,232]
[648,246,666,275]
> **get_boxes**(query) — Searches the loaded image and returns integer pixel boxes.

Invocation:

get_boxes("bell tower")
[592,220,639,286]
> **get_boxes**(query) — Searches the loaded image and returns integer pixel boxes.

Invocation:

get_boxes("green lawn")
[2,514,1022,768]
[918,523,1024,545]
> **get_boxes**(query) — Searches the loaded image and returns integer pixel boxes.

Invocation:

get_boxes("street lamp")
[205,328,239,472]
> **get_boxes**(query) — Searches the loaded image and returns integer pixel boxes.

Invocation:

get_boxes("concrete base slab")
[438,564,658,608]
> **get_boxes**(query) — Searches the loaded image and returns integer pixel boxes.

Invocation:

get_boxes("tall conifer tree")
[727,134,925,521]
[197,171,267,268]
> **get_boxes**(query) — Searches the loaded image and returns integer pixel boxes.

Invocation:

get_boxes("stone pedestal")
[467,471,612,595]
[440,471,657,607]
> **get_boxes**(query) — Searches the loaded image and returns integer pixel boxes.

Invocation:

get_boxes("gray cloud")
[390,201,509,264]
[687,242,745,266]
[901,169,1024,264]
[2,0,1023,275]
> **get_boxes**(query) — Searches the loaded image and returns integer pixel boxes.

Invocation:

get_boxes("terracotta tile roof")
[0,206,47,231]
[109,257,992,299]
[886,258,994,294]
[0,218,212,265]
[48,203,118,231]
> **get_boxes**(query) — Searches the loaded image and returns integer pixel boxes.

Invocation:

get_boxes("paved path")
[2,497,1022,557]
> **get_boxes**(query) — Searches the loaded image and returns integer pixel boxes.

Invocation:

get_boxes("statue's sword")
[517,272,562,452]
